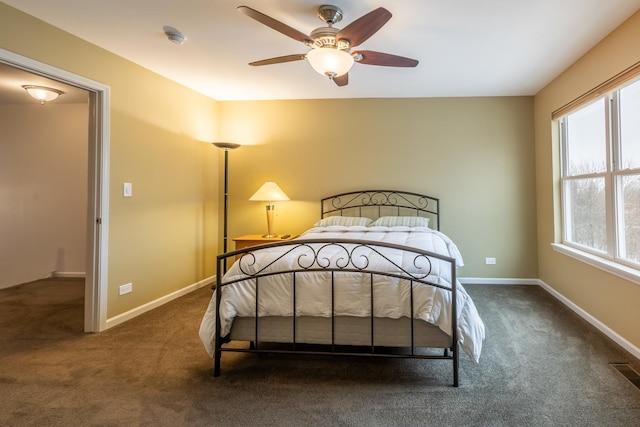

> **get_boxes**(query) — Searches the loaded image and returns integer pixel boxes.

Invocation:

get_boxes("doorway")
[0,48,110,332]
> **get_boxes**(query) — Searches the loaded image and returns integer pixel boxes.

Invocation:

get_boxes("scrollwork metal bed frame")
[212,190,460,386]
[321,189,440,230]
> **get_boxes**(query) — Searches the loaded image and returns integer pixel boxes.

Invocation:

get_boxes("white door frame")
[1,48,110,332]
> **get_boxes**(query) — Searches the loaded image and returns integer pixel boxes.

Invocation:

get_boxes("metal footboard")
[213,238,459,387]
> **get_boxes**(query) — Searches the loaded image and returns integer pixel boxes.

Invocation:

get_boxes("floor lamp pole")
[213,142,240,274]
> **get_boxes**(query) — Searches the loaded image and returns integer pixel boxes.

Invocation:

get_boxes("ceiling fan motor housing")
[310,26,349,49]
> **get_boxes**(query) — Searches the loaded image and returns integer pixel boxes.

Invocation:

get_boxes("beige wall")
[0,103,88,288]
[219,97,538,279]
[0,3,220,318]
[534,10,640,350]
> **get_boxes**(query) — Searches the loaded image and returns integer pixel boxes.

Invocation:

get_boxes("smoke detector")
[163,26,186,44]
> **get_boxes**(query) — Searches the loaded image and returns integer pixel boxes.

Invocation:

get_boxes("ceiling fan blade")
[333,73,348,87]
[336,7,392,48]
[354,50,419,67]
[249,54,306,66]
[238,6,313,45]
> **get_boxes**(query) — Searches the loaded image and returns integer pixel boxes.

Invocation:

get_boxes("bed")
[199,190,485,386]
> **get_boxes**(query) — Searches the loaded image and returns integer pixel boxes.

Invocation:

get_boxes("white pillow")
[369,216,430,227]
[314,216,373,227]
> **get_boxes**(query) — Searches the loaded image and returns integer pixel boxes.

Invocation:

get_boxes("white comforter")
[199,226,485,362]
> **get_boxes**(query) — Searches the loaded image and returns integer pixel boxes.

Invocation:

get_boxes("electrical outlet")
[485,257,496,265]
[119,283,133,295]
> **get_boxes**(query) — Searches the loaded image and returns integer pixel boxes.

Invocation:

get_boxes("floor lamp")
[213,142,240,273]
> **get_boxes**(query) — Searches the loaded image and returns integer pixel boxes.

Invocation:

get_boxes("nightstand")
[233,234,299,253]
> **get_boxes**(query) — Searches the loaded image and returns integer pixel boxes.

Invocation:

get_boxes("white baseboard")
[538,279,640,361]
[50,271,86,279]
[104,275,215,330]
[459,277,539,285]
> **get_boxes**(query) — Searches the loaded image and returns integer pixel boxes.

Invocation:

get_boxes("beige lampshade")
[249,182,290,202]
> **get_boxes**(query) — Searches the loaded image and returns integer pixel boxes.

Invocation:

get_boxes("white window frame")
[555,79,640,286]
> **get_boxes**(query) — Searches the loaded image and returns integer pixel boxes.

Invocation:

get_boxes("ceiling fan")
[237,4,419,87]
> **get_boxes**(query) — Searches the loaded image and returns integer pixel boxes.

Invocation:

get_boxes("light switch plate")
[123,182,132,197]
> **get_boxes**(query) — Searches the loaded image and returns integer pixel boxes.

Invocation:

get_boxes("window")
[560,78,640,268]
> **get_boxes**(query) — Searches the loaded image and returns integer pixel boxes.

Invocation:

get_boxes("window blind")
[551,59,640,120]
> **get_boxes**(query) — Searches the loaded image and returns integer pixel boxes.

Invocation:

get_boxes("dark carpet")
[0,278,638,426]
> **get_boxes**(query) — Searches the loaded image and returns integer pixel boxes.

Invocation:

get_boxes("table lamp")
[249,182,290,237]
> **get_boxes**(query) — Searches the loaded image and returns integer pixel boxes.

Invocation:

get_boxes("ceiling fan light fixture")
[306,47,354,79]
[22,85,64,104]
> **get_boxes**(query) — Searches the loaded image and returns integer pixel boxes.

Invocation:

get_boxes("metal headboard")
[320,190,440,230]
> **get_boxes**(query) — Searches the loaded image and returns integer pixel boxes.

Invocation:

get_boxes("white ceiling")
[2,0,640,101]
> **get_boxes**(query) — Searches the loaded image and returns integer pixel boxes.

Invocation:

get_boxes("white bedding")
[199,226,485,362]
